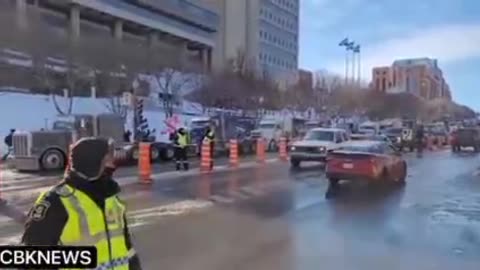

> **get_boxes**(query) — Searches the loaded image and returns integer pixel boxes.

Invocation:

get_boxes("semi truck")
[250,116,307,151]
[189,113,257,156]
[12,113,135,171]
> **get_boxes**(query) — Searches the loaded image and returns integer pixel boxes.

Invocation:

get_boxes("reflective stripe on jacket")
[48,184,135,269]
[177,133,188,147]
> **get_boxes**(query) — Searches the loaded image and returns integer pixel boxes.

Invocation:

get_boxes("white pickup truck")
[289,128,349,168]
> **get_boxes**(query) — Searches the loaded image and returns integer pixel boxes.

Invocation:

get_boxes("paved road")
[1,149,480,269]
[0,153,277,204]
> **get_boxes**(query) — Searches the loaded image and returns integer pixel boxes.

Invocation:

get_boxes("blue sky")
[299,0,480,110]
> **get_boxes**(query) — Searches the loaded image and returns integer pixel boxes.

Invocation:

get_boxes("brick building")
[298,69,313,88]
[371,58,451,100]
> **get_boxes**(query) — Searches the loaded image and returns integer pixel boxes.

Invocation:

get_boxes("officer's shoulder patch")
[29,201,51,221]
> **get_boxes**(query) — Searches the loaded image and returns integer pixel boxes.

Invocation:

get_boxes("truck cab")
[13,113,128,171]
[251,118,283,151]
[189,114,257,155]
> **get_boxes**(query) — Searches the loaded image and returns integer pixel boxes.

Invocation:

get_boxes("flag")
[353,44,360,53]
[338,37,349,46]
[346,42,355,50]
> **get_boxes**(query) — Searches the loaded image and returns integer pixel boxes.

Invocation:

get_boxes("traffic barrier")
[138,142,152,184]
[256,138,266,163]
[229,139,239,168]
[279,137,288,161]
[200,141,212,173]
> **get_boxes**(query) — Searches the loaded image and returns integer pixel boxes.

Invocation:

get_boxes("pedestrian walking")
[173,127,189,171]
[21,137,142,270]
[2,129,15,161]
[415,123,425,156]
[203,123,215,169]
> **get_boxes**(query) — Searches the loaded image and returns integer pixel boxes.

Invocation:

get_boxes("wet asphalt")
[128,149,480,270]
[1,149,480,269]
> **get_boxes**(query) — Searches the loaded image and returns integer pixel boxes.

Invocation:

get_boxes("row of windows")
[259,30,297,52]
[259,8,297,33]
[269,0,298,13]
[259,53,296,70]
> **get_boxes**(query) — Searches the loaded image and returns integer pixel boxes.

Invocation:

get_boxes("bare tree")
[190,50,281,114]
[314,69,342,93]
[142,42,202,118]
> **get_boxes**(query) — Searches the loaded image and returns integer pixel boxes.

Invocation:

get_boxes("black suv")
[451,128,480,152]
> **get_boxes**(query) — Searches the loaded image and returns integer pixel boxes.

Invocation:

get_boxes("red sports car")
[325,140,407,188]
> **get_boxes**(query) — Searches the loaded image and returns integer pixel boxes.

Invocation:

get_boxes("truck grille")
[12,134,30,156]
[295,146,324,153]
[250,131,262,138]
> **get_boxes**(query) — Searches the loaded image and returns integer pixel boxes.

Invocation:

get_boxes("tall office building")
[205,0,299,88]
[7,0,219,71]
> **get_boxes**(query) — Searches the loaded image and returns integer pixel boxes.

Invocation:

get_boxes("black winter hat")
[70,137,110,180]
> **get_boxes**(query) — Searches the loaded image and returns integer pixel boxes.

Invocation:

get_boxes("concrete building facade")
[8,0,219,71]
[371,58,451,100]
[205,0,300,88]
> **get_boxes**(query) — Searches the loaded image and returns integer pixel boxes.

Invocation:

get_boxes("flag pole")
[350,48,356,86]
[344,50,349,86]
[357,48,361,88]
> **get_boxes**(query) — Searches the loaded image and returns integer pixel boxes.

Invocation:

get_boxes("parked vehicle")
[12,114,133,171]
[289,128,348,168]
[251,116,307,151]
[189,113,257,156]
[250,118,283,151]
[451,127,480,152]
[325,140,407,196]
[350,133,391,143]
[425,122,449,145]
[358,121,380,135]
[383,127,403,148]
[398,128,415,152]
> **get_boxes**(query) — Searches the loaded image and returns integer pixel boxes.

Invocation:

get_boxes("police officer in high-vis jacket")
[173,127,189,171]
[22,137,142,270]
